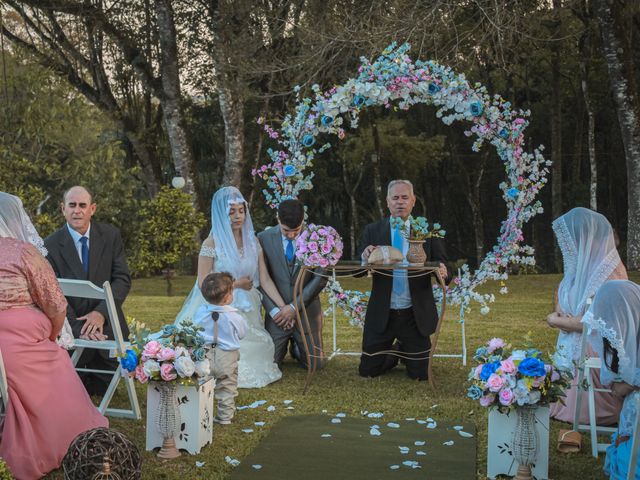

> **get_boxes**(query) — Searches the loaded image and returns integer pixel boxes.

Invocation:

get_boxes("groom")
[258,199,327,370]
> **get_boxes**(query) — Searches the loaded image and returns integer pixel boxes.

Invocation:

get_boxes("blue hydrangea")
[470,101,484,116]
[507,187,519,198]
[428,83,440,94]
[499,128,509,139]
[353,95,365,107]
[321,115,333,126]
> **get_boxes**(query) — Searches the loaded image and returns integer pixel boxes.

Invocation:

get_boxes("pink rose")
[318,257,329,268]
[310,232,319,241]
[134,364,149,384]
[500,359,516,374]
[487,373,505,392]
[318,228,327,235]
[321,243,332,254]
[142,340,162,358]
[157,347,176,362]
[160,363,177,381]
[474,365,483,379]
[308,242,318,253]
[499,388,515,406]
[479,394,495,407]
[487,337,505,353]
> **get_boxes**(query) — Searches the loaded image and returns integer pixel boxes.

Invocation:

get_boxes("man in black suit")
[45,186,131,396]
[358,179,449,380]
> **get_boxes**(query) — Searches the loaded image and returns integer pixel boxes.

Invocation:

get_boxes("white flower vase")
[512,405,538,480]
[155,382,181,459]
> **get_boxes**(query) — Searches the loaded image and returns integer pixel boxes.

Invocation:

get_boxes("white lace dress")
[177,244,282,388]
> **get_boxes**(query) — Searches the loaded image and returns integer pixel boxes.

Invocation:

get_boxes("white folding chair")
[58,279,141,420]
[573,328,616,457]
[626,393,640,480]
[0,348,8,417]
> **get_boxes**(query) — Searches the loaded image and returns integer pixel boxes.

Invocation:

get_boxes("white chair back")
[58,279,140,420]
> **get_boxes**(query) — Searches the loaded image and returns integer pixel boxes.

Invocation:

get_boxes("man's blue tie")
[392,225,406,295]
[285,239,294,263]
[79,236,89,274]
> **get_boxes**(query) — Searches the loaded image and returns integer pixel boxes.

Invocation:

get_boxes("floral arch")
[252,43,550,323]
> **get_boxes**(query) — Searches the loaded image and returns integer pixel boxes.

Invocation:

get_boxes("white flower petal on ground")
[458,431,474,438]
[389,465,400,470]
[367,412,384,418]
[195,461,205,467]
[370,427,381,436]
[414,441,425,446]
[267,405,276,412]
[225,456,240,467]
[426,422,437,429]
[322,409,328,414]
[321,433,332,438]
[416,420,427,425]
[453,425,464,431]
[286,406,295,410]
[360,410,368,416]
[331,418,341,424]
[283,399,293,405]
[416,451,426,456]
[237,400,267,411]
[405,417,416,421]
[252,465,262,470]
[402,460,421,469]
[387,422,400,428]
[398,446,410,454]
[335,412,346,418]
[431,404,439,409]
[255,421,266,427]
[443,441,455,446]
[242,429,254,433]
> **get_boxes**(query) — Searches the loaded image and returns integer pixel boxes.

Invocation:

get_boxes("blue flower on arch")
[499,128,509,139]
[302,134,315,147]
[321,115,333,126]
[283,164,297,177]
[507,187,519,199]
[353,95,365,107]
[428,83,440,94]
[470,101,484,116]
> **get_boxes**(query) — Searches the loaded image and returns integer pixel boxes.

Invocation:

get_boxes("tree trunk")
[551,0,563,271]
[371,122,385,218]
[219,85,245,187]
[579,30,597,210]
[594,0,640,269]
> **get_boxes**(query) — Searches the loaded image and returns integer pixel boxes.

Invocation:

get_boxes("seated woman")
[582,280,640,479]
[546,207,626,429]
[0,192,107,479]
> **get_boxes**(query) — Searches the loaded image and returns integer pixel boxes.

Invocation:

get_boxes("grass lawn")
[45,272,640,479]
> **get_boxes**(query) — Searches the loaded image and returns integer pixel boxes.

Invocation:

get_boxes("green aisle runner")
[229,414,476,479]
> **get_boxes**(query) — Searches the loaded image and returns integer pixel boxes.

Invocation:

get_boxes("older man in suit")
[258,199,327,370]
[45,186,131,396]
[359,179,449,380]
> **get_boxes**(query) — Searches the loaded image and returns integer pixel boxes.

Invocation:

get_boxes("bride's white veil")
[174,186,260,326]
[0,192,48,256]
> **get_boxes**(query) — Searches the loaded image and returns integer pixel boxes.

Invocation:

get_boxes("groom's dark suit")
[358,218,449,379]
[45,221,131,395]
[258,225,327,369]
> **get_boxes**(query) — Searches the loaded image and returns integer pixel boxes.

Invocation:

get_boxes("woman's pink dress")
[0,238,108,480]
[549,262,628,425]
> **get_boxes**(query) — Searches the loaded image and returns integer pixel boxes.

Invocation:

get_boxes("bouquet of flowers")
[391,215,446,241]
[467,336,572,412]
[323,277,370,328]
[295,223,343,267]
[120,321,211,385]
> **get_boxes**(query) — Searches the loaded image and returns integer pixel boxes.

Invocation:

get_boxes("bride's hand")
[234,277,253,290]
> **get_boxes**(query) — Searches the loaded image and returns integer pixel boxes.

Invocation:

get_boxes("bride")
[175,186,284,388]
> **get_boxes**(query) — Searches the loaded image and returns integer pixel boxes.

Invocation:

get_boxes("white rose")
[480,306,490,315]
[174,356,196,378]
[510,350,527,361]
[174,346,189,358]
[194,360,211,378]
[143,359,160,377]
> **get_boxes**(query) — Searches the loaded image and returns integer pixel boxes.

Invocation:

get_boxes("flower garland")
[253,42,549,319]
[323,277,370,328]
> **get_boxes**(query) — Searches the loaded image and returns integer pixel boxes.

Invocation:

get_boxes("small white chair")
[58,279,141,420]
[573,328,616,457]
[0,348,8,417]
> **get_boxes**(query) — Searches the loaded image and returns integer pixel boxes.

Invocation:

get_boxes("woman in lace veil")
[547,207,627,425]
[175,186,285,388]
[0,192,107,478]
[582,280,640,479]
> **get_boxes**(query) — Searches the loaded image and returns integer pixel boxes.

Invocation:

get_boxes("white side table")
[487,405,550,479]
[146,379,214,454]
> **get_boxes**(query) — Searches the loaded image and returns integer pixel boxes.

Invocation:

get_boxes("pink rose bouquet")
[120,321,211,386]
[466,335,572,412]
[296,224,343,267]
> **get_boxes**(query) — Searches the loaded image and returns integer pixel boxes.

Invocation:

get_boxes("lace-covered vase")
[155,382,181,459]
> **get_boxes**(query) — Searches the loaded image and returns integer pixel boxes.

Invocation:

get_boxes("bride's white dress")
[175,245,282,389]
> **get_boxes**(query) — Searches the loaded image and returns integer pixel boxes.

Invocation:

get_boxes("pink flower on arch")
[160,363,177,382]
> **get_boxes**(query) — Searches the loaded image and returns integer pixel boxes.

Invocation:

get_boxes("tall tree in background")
[593,0,640,269]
